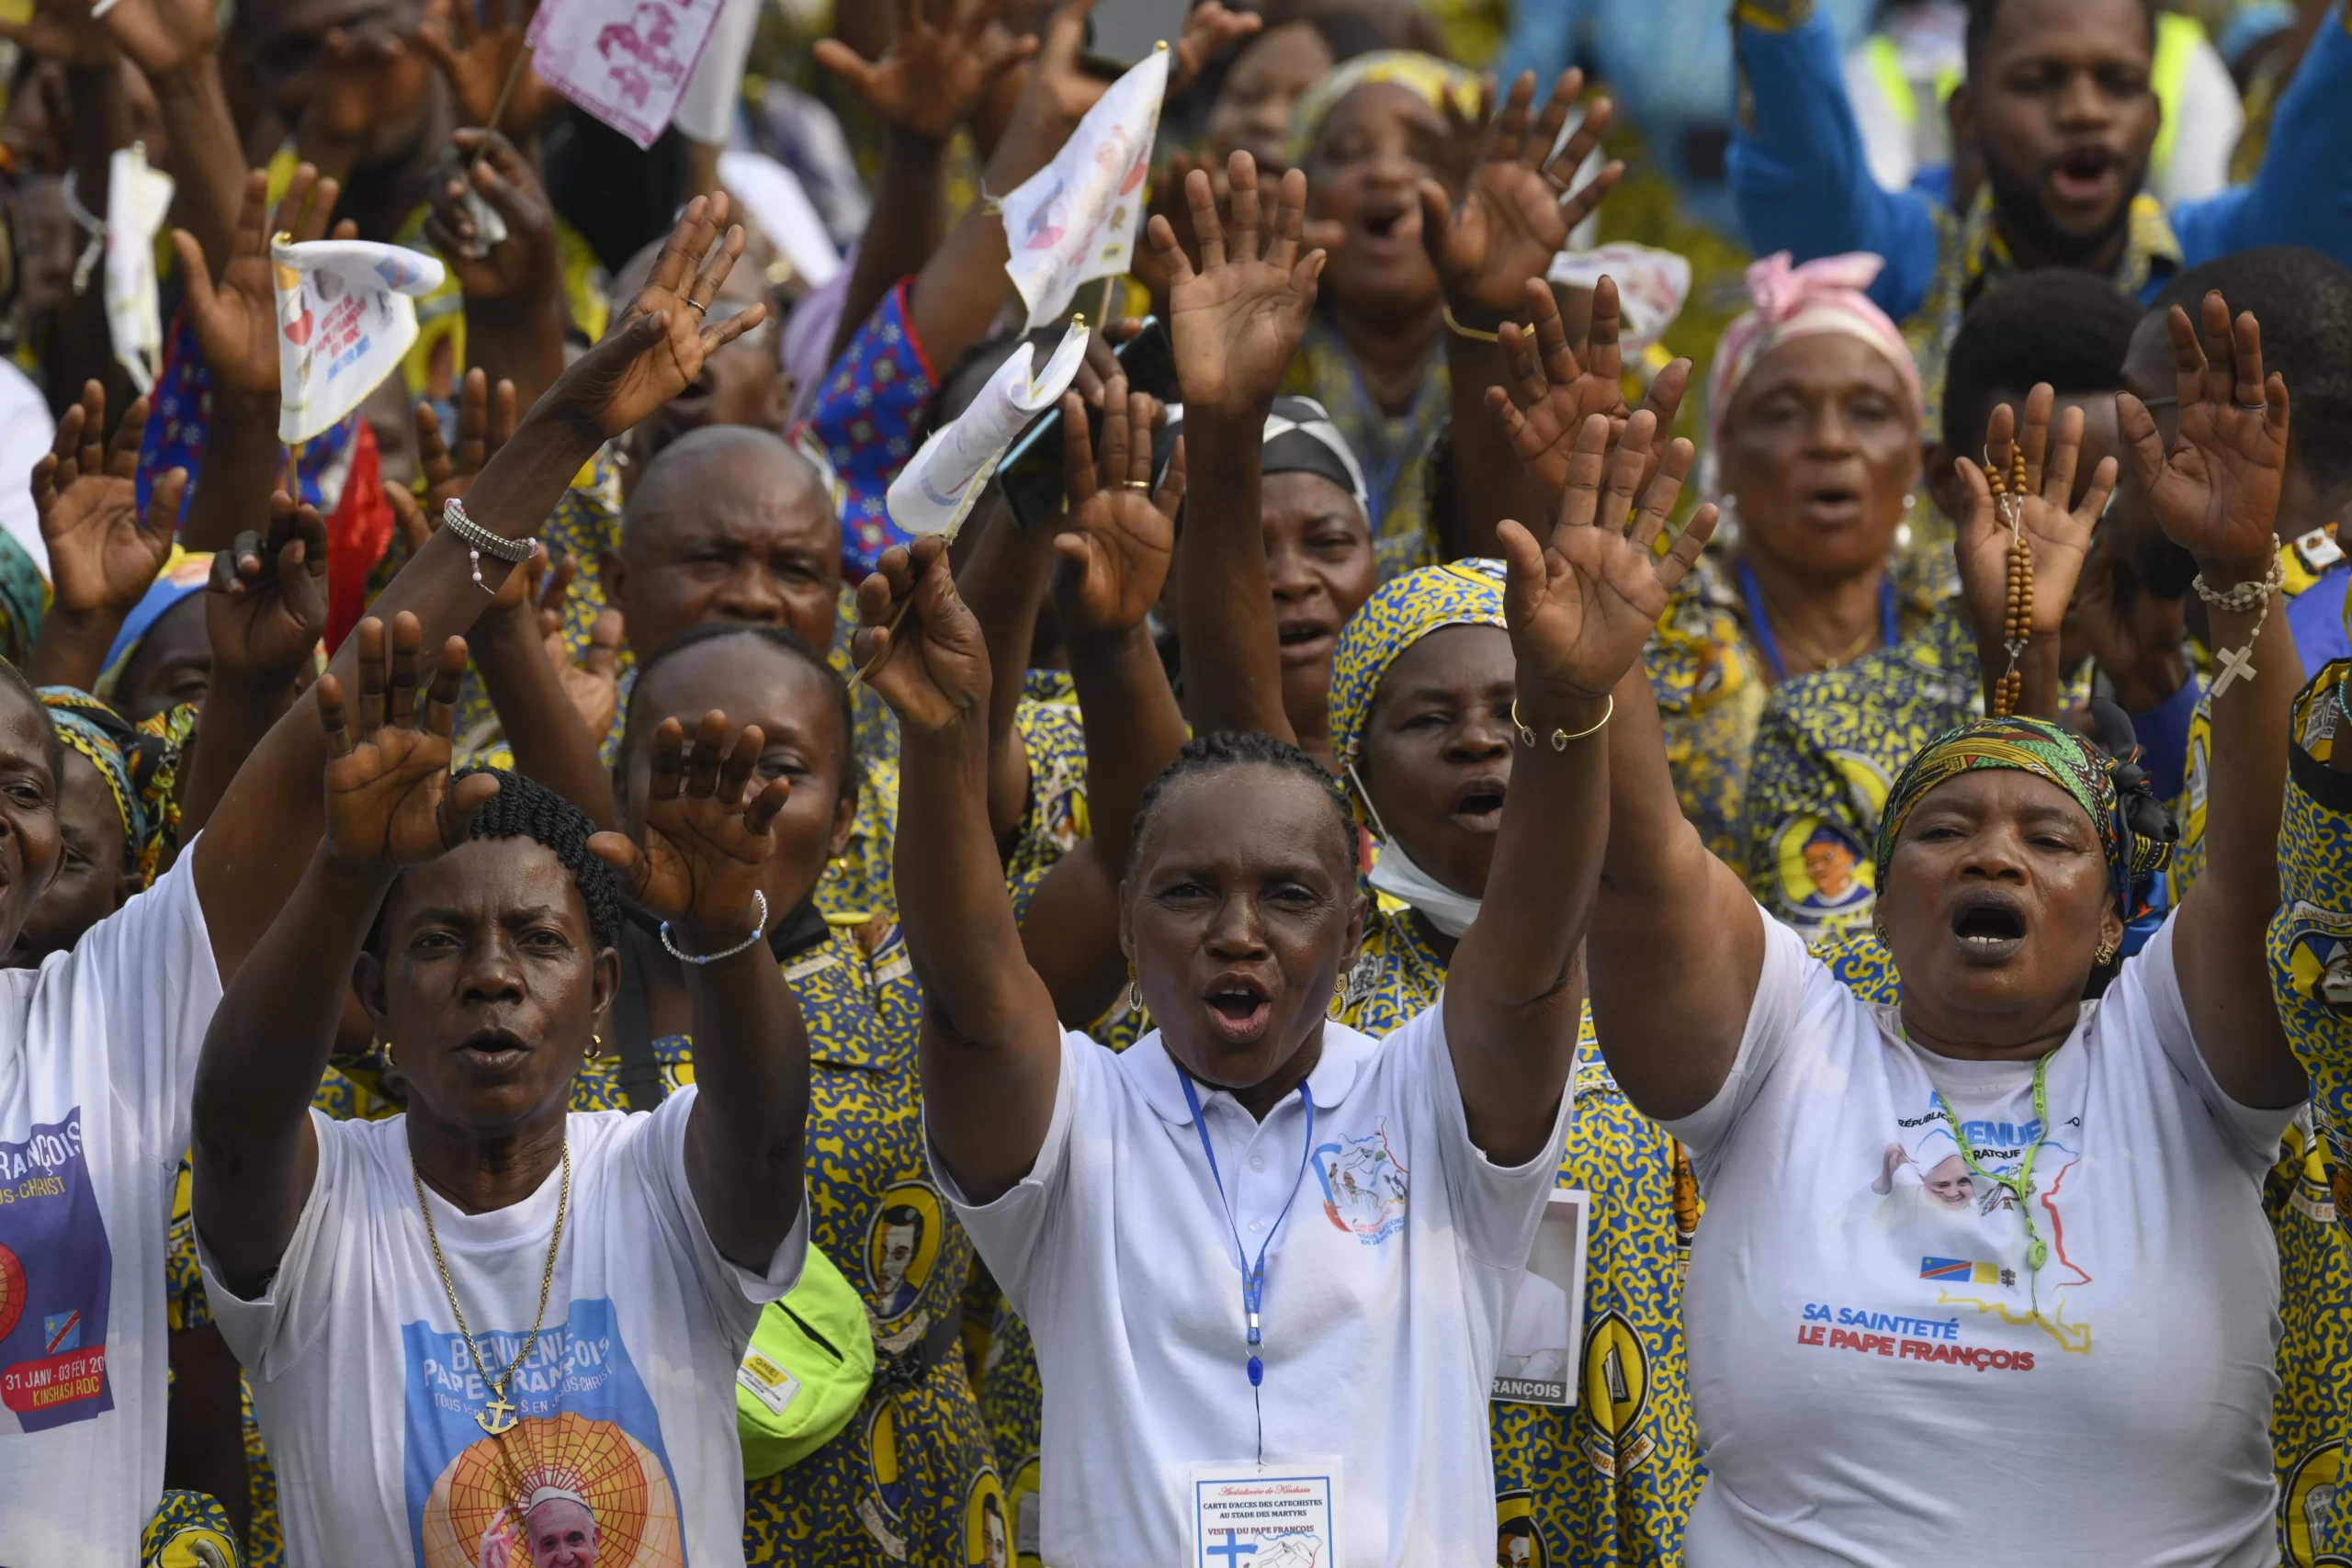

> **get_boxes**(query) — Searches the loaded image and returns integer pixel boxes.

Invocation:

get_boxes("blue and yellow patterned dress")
[1337,899,1702,1568]
[2267,658,2352,1566]
[571,917,1004,1564]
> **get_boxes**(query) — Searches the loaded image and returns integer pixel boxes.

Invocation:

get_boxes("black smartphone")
[1081,0,1190,75]
[1000,317,1178,530]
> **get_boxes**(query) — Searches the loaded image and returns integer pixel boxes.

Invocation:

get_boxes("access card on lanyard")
[1492,1188,1590,1406]
[1189,1458,1344,1568]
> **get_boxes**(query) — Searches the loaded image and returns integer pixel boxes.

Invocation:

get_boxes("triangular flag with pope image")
[271,238,446,444]
[999,45,1167,331]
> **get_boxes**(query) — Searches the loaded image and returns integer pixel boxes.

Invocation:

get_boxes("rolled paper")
[884,320,1091,540]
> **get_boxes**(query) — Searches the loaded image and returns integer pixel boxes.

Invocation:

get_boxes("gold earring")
[2093,941,2119,966]
[377,1037,396,1068]
[1125,962,1142,1017]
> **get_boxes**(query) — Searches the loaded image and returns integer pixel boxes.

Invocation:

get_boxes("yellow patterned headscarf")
[1328,558,1508,818]
[40,687,186,887]
[1290,51,1483,165]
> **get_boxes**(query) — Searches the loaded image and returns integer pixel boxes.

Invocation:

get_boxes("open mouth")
[1202,976,1273,1046]
[456,1025,534,1070]
[2049,147,2119,207]
[1449,776,1508,832]
[1277,618,1334,663]
[1950,891,2028,962]
[1355,198,1414,249]
[1800,485,1861,525]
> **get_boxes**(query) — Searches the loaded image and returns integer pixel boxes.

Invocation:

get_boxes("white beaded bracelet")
[660,890,769,965]
[442,498,536,593]
[2192,557,2286,700]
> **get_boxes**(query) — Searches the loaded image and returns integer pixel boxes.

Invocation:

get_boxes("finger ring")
[2236,400,2267,412]
[1122,479,1151,491]
[686,299,708,317]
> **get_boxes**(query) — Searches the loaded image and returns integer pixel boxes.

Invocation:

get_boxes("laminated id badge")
[1189,1459,1343,1567]
[1492,1188,1591,1406]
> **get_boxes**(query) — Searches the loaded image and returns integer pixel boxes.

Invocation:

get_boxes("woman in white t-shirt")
[0,189,771,1568]
[1578,292,2309,1564]
[189,621,809,1567]
[843,155,1720,1568]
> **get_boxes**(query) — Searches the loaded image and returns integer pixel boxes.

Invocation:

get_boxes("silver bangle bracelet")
[441,497,536,593]
[660,890,770,965]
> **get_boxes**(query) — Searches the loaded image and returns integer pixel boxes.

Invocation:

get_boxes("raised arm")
[1421,68,1622,562]
[192,197,769,983]
[1018,376,1188,1024]
[26,385,183,689]
[814,0,1036,366]
[192,617,497,1297]
[2119,294,2302,1107]
[423,131,569,420]
[98,0,247,275]
[1485,276,1693,504]
[1447,411,1715,1163]
[1726,0,1938,321]
[1951,389,2117,718]
[184,496,331,836]
[2171,4,2352,268]
[589,713,808,1269]
[1149,153,1324,743]
[856,536,1062,1203]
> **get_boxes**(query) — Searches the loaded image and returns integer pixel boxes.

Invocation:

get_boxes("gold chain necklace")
[411,1137,571,1437]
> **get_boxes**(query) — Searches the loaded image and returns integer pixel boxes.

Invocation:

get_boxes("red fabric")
[325,421,393,652]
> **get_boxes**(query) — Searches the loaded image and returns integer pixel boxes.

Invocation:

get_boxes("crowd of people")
[1,0,2351,1562]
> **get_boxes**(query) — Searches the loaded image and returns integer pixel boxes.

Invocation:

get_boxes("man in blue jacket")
[1728,0,2352,425]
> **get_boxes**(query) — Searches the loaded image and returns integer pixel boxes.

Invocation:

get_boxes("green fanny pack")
[736,1242,876,1478]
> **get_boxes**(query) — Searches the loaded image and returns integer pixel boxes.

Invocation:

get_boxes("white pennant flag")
[104,143,173,394]
[886,321,1090,539]
[270,239,445,445]
[527,0,727,151]
[1000,45,1166,331]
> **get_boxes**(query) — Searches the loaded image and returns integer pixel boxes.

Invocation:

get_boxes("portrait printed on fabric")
[1495,1488,1545,1567]
[865,1181,944,1353]
[2284,902,2352,1021]
[965,1471,1012,1568]
[404,1300,686,1568]
[1768,750,1893,923]
[1314,1122,1408,1244]
[0,1111,114,1433]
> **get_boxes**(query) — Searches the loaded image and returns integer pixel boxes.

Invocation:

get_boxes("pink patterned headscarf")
[1705,252,1922,467]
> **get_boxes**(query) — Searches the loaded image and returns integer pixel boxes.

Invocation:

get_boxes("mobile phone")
[1081,0,1191,75]
[1001,317,1178,530]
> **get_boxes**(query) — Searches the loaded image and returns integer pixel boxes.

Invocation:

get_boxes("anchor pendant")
[477,1393,518,1435]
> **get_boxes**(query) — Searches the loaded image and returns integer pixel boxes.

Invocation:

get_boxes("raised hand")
[304,24,434,151]
[423,130,558,299]
[1497,411,1716,702]
[1053,375,1182,637]
[854,536,991,733]
[206,492,330,679]
[1955,387,2117,646]
[813,0,1037,144]
[538,568,624,741]
[1487,276,1692,493]
[420,369,518,513]
[412,0,561,138]
[95,0,220,77]
[1422,69,1621,327]
[1168,1,1260,93]
[175,164,343,394]
[0,0,121,67]
[318,615,498,867]
[587,711,792,944]
[35,383,184,619]
[1147,152,1324,421]
[2116,291,2288,576]
[549,195,766,438]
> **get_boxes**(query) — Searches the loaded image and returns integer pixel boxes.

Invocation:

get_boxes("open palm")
[35,385,180,618]
[1053,381,1180,636]
[565,194,765,437]
[591,713,787,935]
[1425,69,1620,324]
[319,617,494,867]
[1956,390,2116,643]
[2119,292,2287,571]
[1149,154,1324,420]
[207,493,330,678]
[813,0,1035,143]
[1487,275,1691,494]
[1499,412,1715,700]
[413,0,562,136]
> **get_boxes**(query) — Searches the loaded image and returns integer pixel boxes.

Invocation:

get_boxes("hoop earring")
[1126,962,1143,1018]
[377,1037,396,1068]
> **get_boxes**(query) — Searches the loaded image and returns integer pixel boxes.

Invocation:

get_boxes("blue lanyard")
[1736,558,1898,682]
[1176,1067,1316,1391]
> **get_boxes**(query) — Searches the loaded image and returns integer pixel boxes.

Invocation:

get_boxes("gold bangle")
[1511,694,1612,750]
[1442,304,1502,344]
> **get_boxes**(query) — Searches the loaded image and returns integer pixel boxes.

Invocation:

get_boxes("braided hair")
[620,622,858,799]
[368,768,625,953]
[1127,730,1357,877]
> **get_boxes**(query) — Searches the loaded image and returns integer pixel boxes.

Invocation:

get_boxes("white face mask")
[1365,836,1483,938]
[1348,761,1483,938]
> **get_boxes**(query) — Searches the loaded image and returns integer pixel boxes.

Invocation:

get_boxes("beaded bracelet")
[660,890,770,965]
[442,498,536,594]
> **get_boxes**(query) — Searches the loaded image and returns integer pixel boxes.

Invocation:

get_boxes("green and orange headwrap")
[1872,716,2171,917]
[40,687,185,887]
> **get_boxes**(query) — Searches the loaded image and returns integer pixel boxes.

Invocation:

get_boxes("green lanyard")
[1932,1053,2054,1285]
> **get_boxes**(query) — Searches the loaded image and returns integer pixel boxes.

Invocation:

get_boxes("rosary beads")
[1987,446,2031,717]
